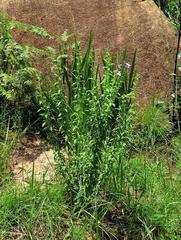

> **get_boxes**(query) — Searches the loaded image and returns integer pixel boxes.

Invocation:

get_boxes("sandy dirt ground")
[11,135,55,183]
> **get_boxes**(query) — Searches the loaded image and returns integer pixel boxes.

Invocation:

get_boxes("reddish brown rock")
[0,0,177,106]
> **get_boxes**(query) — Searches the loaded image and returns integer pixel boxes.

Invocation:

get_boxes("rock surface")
[0,0,177,105]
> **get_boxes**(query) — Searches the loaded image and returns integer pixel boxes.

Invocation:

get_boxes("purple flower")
[125,62,131,69]
[117,71,122,77]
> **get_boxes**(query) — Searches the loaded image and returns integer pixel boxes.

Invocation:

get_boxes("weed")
[39,34,136,207]
[0,16,51,131]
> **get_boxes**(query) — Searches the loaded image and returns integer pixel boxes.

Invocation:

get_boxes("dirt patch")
[11,135,55,183]
[0,0,178,106]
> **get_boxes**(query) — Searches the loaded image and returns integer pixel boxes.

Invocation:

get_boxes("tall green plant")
[40,34,136,207]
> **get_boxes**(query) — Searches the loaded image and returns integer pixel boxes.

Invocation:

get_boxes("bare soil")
[0,0,178,106]
[11,135,55,183]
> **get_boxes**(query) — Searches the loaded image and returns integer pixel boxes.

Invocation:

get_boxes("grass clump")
[128,154,181,239]
[0,182,68,240]
[135,103,172,147]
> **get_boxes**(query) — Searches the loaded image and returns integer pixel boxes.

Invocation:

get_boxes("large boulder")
[0,0,177,105]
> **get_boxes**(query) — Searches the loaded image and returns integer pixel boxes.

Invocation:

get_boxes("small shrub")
[0,16,51,130]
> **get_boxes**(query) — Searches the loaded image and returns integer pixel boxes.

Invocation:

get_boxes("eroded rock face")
[0,0,177,105]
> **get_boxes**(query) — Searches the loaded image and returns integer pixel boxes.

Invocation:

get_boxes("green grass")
[0,145,180,239]
[129,153,181,239]
[0,182,67,239]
